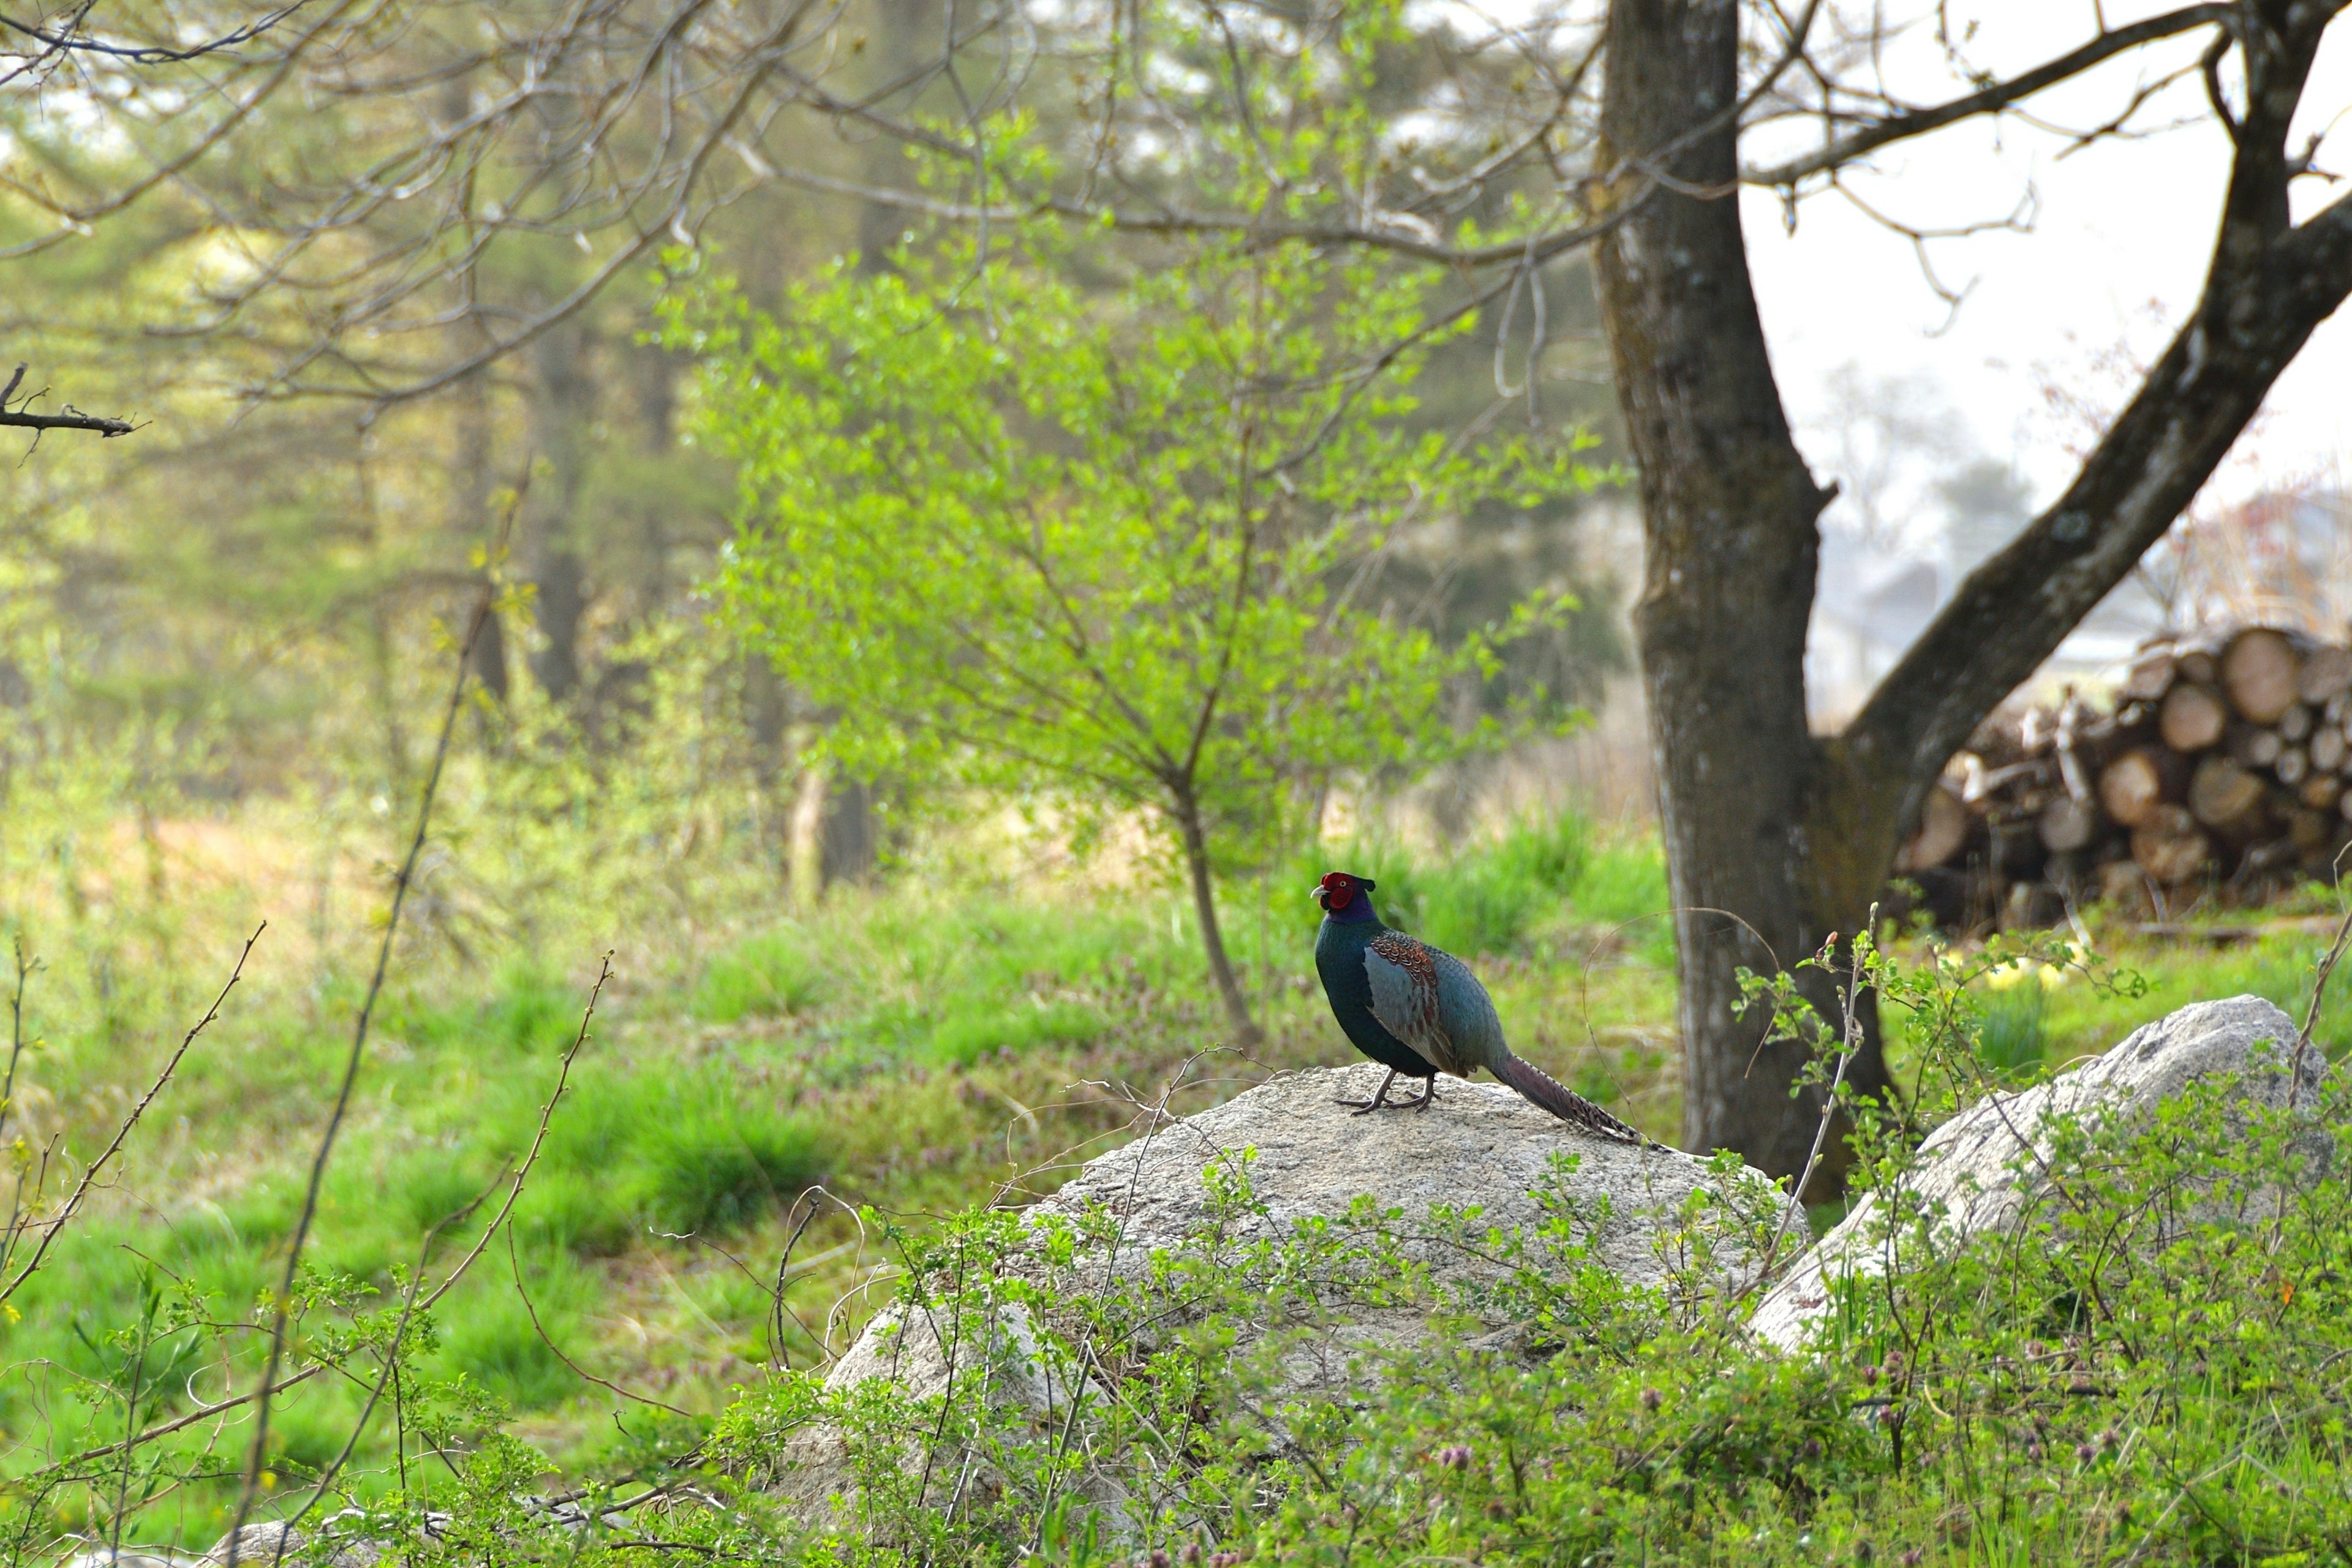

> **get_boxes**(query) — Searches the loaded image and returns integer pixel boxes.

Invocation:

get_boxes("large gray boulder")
[1749,995,2330,1350]
[1033,1061,1768,1292]
[774,1061,1782,1515]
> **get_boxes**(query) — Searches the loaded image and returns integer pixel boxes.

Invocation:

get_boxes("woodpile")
[1896,626,2352,929]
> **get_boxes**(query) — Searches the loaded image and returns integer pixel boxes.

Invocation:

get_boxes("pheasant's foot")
[1338,1068,1400,1115]
[1408,1077,1439,1110]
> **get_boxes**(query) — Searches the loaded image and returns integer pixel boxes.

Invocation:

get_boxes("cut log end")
[2038,793,2100,854]
[2098,748,2167,829]
[2223,628,2302,724]
[2159,683,2230,752]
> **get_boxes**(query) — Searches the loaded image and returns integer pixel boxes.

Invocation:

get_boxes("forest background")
[0,1,2348,1561]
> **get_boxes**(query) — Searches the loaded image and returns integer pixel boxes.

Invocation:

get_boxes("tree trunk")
[1594,0,1892,1182]
[455,368,510,706]
[788,743,827,913]
[821,777,878,886]
[525,318,593,703]
[1591,0,2352,1184]
[1169,788,1262,1047]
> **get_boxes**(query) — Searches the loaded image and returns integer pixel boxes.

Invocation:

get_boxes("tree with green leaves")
[673,228,1596,1041]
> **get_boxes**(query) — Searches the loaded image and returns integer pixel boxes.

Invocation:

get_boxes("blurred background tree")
[0,0,1626,928]
[680,213,1597,1037]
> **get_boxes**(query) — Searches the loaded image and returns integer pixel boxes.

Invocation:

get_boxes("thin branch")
[1744,4,2237,187]
[286,952,618,1527]
[0,2,308,64]
[0,924,263,1305]
[0,363,135,439]
[224,480,522,1564]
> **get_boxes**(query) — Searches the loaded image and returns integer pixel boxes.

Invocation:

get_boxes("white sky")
[1741,2,2352,514]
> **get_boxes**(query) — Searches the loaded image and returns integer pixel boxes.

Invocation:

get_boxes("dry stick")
[0,937,33,1148]
[2289,891,2352,1114]
[507,1226,695,1419]
[0,3,308,63]
[286,955,612,1526]
[0,363,135,437]
[0,925,263,1308]
[1759,911,1875,1277]
[225,531,514,1566]
[0,938,35,1273]
[45,1367,325,1472]
[768,1194,822,1370]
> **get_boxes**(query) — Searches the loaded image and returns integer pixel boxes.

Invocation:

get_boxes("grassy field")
[3,801,2350,1550]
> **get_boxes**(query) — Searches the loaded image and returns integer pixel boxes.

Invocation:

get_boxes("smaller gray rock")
[1750,995,2329,1349]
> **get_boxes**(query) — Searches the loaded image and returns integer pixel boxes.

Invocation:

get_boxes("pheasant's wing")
[1429,948,1507,1071]
[1365,932,1464,1075]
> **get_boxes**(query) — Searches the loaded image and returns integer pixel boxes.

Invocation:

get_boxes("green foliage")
[666,934,2352,1567]
[928,1001,1108,1067]
[391,963,584,1056]
[671,172,1602,1025]
[435,1265,579,1412]
[1324,809,1670,958]
[1976,979,2051,1078]
[518,1064,829,1241]
[694,930,826,1023]
[635,1104,826,1235]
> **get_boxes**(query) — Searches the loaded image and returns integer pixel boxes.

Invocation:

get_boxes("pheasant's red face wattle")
[1315,870,1374,911]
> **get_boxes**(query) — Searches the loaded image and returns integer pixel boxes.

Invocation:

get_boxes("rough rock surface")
[198,1521,381,1568]
[775,1062,1780,1514]
[1033,1061,1765,1291]
[1749,995,2329,1349]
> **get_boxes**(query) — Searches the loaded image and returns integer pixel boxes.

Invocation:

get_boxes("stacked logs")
[1896,626,2352,929]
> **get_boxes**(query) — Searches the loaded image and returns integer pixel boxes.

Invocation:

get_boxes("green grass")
[1975,981,2049,1078]
[0,810,1685,1500]
[693,930,826,1022]
[19,795,2352,1556]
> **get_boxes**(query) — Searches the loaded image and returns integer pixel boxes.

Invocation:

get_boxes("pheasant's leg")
[1408,1076,1439,1110]
[1338,1068,1399,1114]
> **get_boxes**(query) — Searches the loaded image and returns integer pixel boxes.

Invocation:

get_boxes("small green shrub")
[393,1147,488,1234]
[636,1103,826,1233]
[534,1064,648,1175]
[497,1063,827,1245]
[694,930,826,1022]
[1419,813,1591,956]
[391,963,584,1055]
[1567,832,1674,963]
[1976,981,2049,1077]
[435,1289,576,1412]
[511,1168,636,1256]
[1327,811,1596,956]
[928,1000,1107,1065]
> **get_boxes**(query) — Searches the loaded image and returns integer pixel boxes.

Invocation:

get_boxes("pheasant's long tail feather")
[1493,1053,1646,1144]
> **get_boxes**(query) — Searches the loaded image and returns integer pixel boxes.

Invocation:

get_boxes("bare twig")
[0,924,263,1305]
[507,1215,694,1417]
[0,3,308,64]
[225,483,522,1564]
[1745,4,2237,187]
[0,363,135,439]
[0,937,35,1151]
[2290,894,2352,1112]
[1760,908,1877,1275]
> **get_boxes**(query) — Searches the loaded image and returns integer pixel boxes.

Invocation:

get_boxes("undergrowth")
[8,794,2352,1564]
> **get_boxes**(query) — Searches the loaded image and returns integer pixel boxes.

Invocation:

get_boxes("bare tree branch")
[1743,3,2239,187]
[0,1,308,64]
[0,362,135,437]
[1838,2,2352,835]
